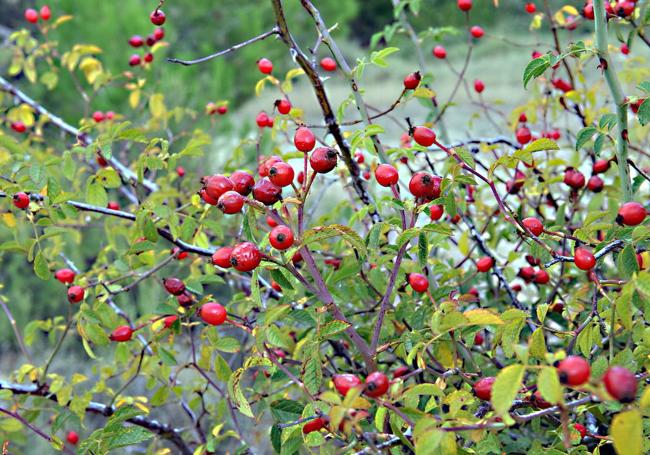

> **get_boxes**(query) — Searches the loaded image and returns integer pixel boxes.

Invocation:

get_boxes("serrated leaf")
[107,426,154,450]
[418,233,428,268]
[270,399,304,422]
[575,127,597,151]
[455,147,475,168]
[320,320,350,339]
[522,138,559,154]
[370,47,399,67]
[302,355,322,395]
[491,364,525,416]
[302,225,367,258]
[523,57,550,88]
[463,309,504,325]
[86,181,108,207]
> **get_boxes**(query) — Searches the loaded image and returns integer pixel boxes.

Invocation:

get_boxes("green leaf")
[107,426,154,450]
[269,268,294,291]
[270,399,304,422]
[370,47,399,67]
[618,244,638,279]
[455,147,475,168]
[251,270,262,308]
[611,409,642,455]
[96,168,122,188]
[418,233,428,268]
[523,57,550,88]
[490,364,525,416]
[302,225,367,259]
[637,98,650,126]
[86,181,108,207]
[575,127,598,151]
[33,251,51,280]
[537,366,562,406]
[214,336,241,353]
[522,138,559,154]
[319,320,350,339]
[270,425,282,453]
[301,354,322,395]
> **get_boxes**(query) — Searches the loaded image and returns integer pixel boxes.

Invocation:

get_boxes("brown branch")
[270,0,380,223]
[0,76,158,194]
[0,406,75,455]
[0,380,191,454]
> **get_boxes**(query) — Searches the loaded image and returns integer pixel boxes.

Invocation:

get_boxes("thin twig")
[168,28,279,66]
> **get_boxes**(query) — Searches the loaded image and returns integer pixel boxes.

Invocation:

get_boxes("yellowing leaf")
[129,90,141,109]
[413,87,436,98]
[79,57,103,84]
[561,5,579,15]
[255,78,267,97]
[463,309,504,325]
[528,328,547,359]
[149,94,166,118]
[285,68,305,80]
[2,213,16,228]
[491,364,525,416]
[611,409,642,455]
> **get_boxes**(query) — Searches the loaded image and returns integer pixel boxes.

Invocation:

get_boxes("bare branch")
[168,28,279,66]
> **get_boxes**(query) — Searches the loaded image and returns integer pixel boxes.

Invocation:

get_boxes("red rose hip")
[200,302,227,326]
[403,72,421,90]
[408,273,429,293]
[230,242,262,272]
[476,257,494,272]
[602,366,637,403]
[310,147,338,174]
[375,164,399,187]
[55,268,76,284]
[257,58,273,74]
[269,225,294,250]
[110,325,133,342]
[364,372,389,398]
[473,377,495,400]
[67,286,85,304]
[12,192,30,209]
[150,9,166,26]
[617,202,646,226]
[557,355,590,386]
[163,277,186,296]
[522,217,543,236]
[573,247,596,271]
[294,127,316,152]
[217,191,244,214]
[333,374,362,396]
[412,126,436,147]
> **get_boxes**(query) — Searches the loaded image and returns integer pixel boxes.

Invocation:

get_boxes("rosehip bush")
[0,1,649,454]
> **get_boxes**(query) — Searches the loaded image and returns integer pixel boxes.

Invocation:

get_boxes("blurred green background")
[0,0,592,348]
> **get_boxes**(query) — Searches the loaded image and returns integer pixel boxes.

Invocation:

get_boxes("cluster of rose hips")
[474,356,637,414]
[24,5,51,24]
[206,102,228,116]
[253,57,336,128]
[126,8,167,67]
[582,0,638,20]
[91,110,116,123]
